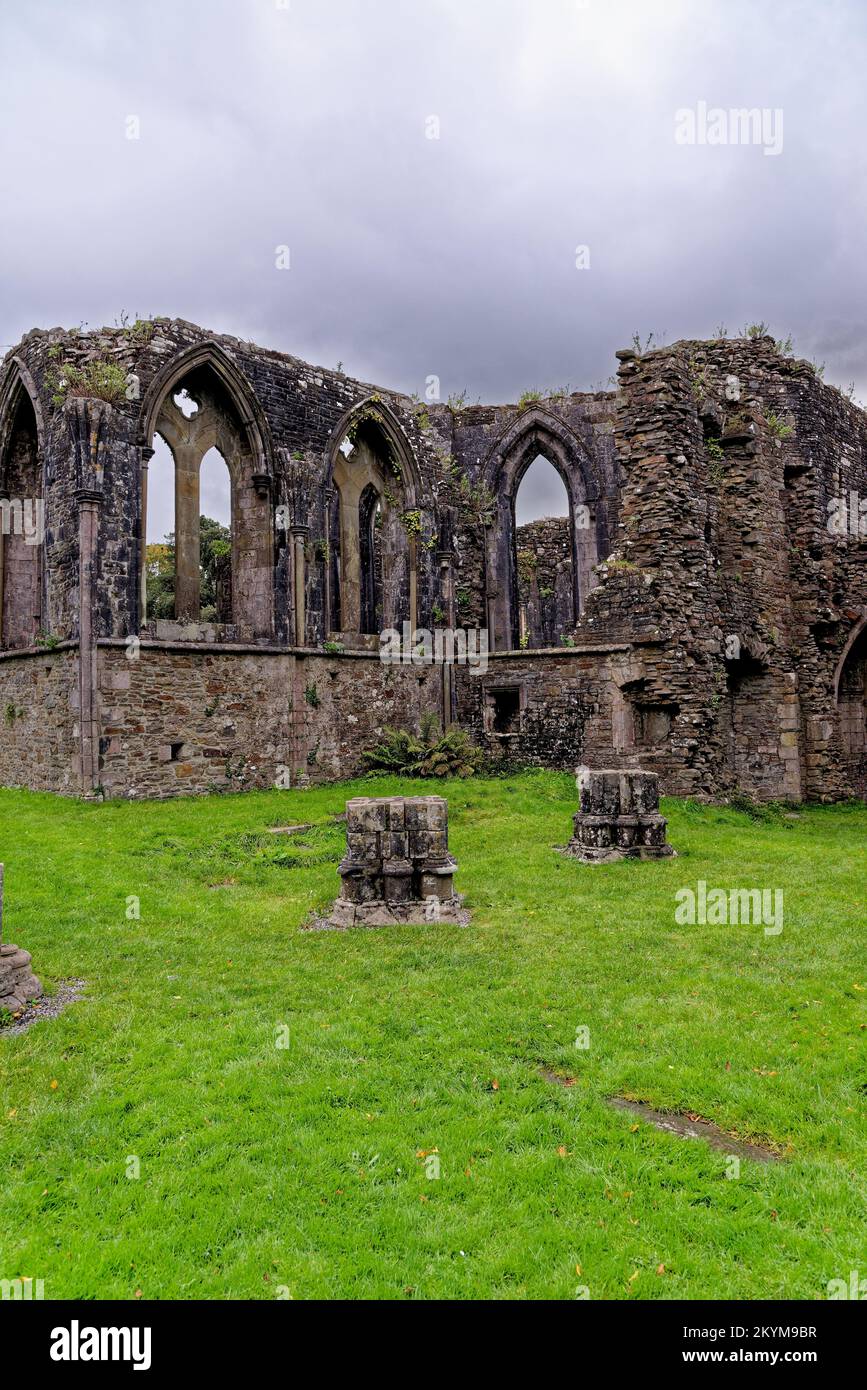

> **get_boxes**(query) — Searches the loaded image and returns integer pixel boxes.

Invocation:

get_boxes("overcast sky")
[2,0,866,532]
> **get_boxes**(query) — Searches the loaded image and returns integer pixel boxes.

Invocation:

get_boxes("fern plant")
[362,723,486,778]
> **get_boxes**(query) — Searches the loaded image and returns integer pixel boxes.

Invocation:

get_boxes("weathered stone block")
[346,798,388,833]
[0,865,43,1016]
[326,796,467,927]
[380,831,409,861]
[565,769,675,863]
[346,832,381,865]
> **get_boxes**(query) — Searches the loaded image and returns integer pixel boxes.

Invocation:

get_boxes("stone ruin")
[328,795,468,927]
[0,863,42,1016]
[565,769,675,864]
[0,318,865,805]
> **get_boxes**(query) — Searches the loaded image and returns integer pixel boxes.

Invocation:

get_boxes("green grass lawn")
[1,772,864,1300]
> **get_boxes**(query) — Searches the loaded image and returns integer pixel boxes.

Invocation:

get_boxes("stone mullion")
[173,444,201,621]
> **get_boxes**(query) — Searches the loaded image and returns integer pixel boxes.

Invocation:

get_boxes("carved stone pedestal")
[564,769,676,863]
[328,795,468,927]
[0,864,42,1016]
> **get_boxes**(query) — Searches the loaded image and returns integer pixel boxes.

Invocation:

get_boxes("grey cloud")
[1,0,865,526]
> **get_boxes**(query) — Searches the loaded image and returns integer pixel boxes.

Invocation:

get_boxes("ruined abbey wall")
[0,318,864,802]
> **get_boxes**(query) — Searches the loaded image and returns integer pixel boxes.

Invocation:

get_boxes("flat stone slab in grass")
[608,1097,781,1163]
[267,823,313,835]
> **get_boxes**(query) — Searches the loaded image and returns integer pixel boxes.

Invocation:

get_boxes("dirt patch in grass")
[539,1067,578,1088]
[1,979,86,1037]
[607,1096,781,1163]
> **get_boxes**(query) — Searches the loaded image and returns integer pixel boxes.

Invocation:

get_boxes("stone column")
[329,795,467,927]
[408,534,418,636]
[173,443,201,621]
[339,483,361,632]
[76,488,102,793]
[437,548,456,728]
[290,524,308,647]
[483,508,505,651]
[323,487,334,636]
[139,445,154,625]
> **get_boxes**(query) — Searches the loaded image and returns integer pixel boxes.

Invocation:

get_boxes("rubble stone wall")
[96,641,441,798]
[0,320,864,802]
[0,646,79,792]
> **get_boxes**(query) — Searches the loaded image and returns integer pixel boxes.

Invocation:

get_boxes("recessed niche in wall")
[634,703,679,746]
[484,685,522,736]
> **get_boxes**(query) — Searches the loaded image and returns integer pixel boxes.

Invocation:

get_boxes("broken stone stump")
[565,769,676,863]
[328,795,469,927]
[0,864,43,1015]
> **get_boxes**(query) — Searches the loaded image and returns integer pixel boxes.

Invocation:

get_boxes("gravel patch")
[1,979,86,1037]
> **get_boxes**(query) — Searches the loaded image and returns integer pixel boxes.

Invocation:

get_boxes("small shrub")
[766,413,794,441]
[727,791,791,825]
[46,358,128,407]
[362,722,487,778]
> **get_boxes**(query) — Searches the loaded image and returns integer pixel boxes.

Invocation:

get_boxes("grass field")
[1,773,864,1300]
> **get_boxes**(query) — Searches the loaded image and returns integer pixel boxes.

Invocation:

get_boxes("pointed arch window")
[513,453,573,648]
[140,356,272,639]
[0,382,42,649]
[328,408,419,642]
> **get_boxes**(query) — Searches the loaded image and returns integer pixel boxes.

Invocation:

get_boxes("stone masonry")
[0,319,864,803]
[329,795,467,927]
[0,864,42,1016]
[565,769,675,863]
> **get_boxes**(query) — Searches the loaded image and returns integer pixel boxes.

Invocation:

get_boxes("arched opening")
[359,482,383,635]
[144,432,176,620]
[0,389,42,650]
[837,626,867,796]
[199,448,232,623]
[513,454,574,648]
[484,410,599,652]
[329,408,418,642]
[328,490,342,634]
[142,357,272,638]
